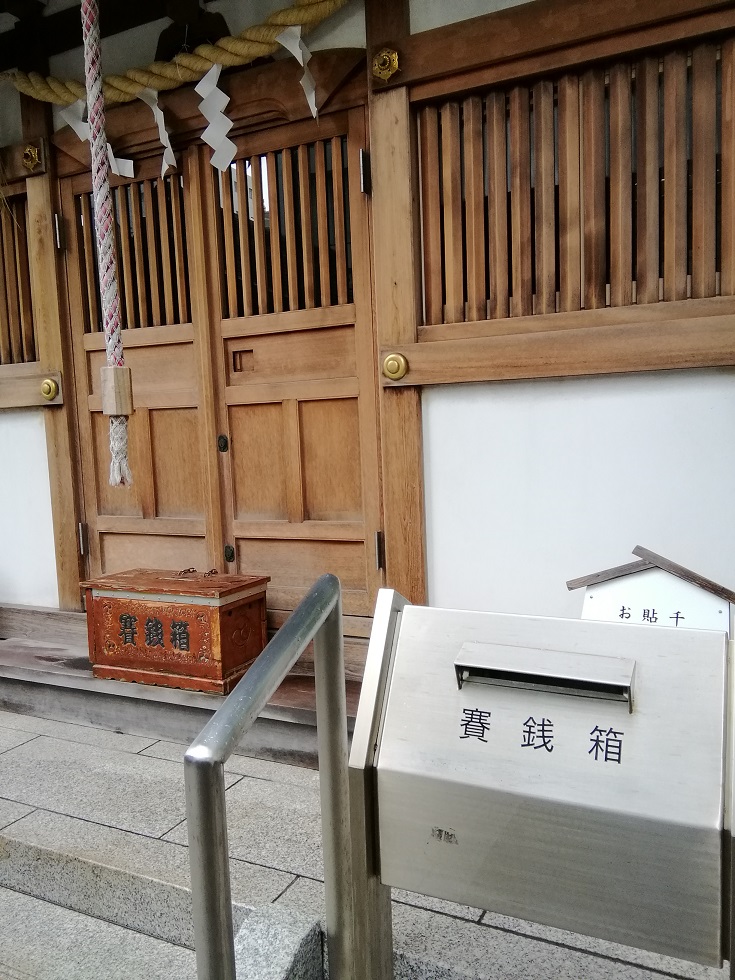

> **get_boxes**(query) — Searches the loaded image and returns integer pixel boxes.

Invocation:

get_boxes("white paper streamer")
[276,25,317,119]
[195,64,237,172]
[60,98,134,178]
[138,88,177,178]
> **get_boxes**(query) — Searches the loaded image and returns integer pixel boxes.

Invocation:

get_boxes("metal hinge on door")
[359,149,371,195]
[78,522,89,557]
[375,530,385,571]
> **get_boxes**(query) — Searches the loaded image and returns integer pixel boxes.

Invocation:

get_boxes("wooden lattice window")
[417,38,735,326]
[76,172,191,332]
[217,136,352,318]
[0,194,35,364]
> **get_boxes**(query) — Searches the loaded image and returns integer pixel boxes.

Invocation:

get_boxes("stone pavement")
[0,705,728,980]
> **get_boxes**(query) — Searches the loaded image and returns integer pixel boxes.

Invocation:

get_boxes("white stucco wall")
[0,410,59,608]
[409,0,531,34]
[423,370,735,620]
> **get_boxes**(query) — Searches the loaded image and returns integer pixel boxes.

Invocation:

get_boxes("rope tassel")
[81,0,133,486]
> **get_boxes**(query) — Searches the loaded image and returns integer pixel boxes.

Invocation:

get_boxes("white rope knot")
[109,416,133,487]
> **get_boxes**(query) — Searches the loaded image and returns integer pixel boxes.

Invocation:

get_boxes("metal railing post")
[185,752,236,980]
[185,574,354,979]
[313,590,353,978]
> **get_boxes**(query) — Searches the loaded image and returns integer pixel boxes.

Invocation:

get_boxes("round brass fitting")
[372,47,399,82]
[40,378,59,401]
[382,352,408,381]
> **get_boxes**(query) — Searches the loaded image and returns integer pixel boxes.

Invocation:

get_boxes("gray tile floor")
[0,707,729,980]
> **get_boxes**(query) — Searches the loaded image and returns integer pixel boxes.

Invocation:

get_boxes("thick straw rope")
[82,0,132,486]
[6,0,346,106]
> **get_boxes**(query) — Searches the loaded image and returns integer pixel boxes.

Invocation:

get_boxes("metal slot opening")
[454,642,635,709]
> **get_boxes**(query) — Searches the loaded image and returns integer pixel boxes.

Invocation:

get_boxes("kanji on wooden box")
[82,568,270,694]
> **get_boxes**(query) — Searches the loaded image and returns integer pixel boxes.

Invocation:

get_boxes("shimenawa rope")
[81,0,132,486]
[6,0,346,106]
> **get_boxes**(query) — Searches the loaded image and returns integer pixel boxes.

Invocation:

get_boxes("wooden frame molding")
[26,172,84,610]
[370,87,426,604]
[380,299,735,387]
[371,0,735,100]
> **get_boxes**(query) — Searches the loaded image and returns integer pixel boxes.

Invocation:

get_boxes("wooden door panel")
[64,162,210,579]
[99,533,208,574]
[229,403,288,520]
[223,324,356,386]
[300,398,362,522]
[149,408,204,518]
[214,109,383,633]
[236,538,370,616]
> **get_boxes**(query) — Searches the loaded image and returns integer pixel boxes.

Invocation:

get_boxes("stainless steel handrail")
[184,573,353,980]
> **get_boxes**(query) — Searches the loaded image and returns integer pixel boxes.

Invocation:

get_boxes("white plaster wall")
[423,370,735,620]
[0,410,58,607]
[410,0,532,34]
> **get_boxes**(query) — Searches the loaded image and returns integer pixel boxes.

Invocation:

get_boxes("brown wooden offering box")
[82,569,270,694]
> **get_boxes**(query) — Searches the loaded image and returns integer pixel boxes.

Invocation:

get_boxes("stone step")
[0,885,198,980]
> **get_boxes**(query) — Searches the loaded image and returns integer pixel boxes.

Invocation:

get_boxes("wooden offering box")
[82,569,270,694]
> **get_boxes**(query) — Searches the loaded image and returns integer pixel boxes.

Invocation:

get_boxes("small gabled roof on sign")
[567,546,735,604]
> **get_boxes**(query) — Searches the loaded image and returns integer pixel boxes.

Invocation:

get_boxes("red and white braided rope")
[81,0,132,486]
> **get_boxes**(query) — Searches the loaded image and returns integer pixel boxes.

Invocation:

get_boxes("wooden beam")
[0,0,221,71]
[375,0,735,92]
[365,0,410,56]
[370,87,426,605]
[379,315,735,387]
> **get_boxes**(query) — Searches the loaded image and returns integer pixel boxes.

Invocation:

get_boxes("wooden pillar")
[370,87,426,604]
[184,145,228,572]
[23,99,85,610]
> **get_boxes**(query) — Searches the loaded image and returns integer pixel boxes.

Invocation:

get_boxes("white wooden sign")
[581,568,729,633]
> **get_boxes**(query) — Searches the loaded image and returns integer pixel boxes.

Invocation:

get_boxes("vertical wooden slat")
[441,102,464,322]
[509,86,532,317]
[315,140,332,306]
[283,399,305,523]
[581,69,606,310]
[266,151,283,314]
[13,201,35,361]
[143,180,162,325]
[533,80,556,314]
[0,216,11,363]
[609,63,633,307]
[558,75,581,311]
[297,144,315,310]
[129,183,150,327]
[116,186,136,328]
[636,57,660,305]
[220,167,239,318]
[170,175,189,322]
[419,107,443,325]
[80,194,101,332]
[2,206,23,362]
[722,39,735,296]
[281,148,299,310]
[251,156,269,314]
[331,137,349,306]
[691,44,717,299]
[486,91,509,319]
[662,51,688,303]
[234,159,254,317]
[133,407,156,520]
[156,179,175,324]
[464,96,487,321]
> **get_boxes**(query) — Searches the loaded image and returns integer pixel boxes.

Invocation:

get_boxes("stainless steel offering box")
[350,591,731,971]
